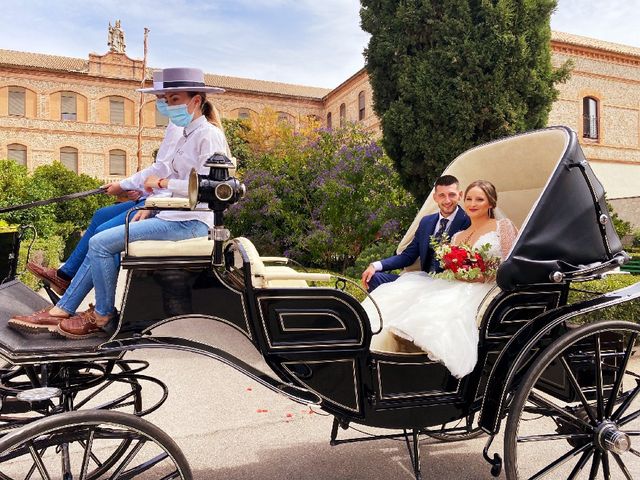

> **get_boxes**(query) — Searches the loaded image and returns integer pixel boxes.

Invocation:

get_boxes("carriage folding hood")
[395,126,624,290]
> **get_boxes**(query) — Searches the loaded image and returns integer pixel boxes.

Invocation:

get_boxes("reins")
[0,188,106,214]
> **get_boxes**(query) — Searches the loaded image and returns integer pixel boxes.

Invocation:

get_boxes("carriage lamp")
[188,153,246,266]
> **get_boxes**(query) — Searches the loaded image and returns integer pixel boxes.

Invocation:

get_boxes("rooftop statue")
[108,20,126,54]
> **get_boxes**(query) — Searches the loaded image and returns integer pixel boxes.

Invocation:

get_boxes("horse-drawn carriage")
[0,126,638,479]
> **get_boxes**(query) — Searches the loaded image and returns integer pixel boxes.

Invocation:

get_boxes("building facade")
[0,28,639,224]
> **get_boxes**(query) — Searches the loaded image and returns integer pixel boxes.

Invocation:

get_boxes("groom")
[361,175,470,292]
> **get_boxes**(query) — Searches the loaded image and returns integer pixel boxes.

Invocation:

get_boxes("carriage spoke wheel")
[505,321,640,479]
[0,410,192,479]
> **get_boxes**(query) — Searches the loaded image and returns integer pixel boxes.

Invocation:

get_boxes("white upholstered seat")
[127,237,214,257]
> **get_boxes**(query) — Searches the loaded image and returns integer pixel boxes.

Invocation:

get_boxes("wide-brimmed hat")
[138,68,224,94]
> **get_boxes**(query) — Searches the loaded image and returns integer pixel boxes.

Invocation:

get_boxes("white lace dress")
[363,218,518,379]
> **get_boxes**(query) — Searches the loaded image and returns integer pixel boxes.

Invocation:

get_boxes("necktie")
[435,218,449,239]
[427,218,450,272]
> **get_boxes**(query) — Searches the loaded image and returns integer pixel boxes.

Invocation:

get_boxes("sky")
[1,0,639,89]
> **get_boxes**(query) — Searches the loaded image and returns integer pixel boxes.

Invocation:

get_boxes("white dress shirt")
[118,122,184,194]
[155,115,231,228]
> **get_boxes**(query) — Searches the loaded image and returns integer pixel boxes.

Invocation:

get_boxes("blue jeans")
[57,218,209,317]
[59,201,143,278]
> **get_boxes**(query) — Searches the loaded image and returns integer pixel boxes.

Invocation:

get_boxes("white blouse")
[118,122,184,193]
[155,115,231,228]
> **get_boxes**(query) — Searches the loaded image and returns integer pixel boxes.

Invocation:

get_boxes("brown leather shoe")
[56,308,112,340]
[26,262,70,295]
[8,307,67,334]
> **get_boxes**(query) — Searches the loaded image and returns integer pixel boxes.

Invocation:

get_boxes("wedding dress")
[363,218,518,379]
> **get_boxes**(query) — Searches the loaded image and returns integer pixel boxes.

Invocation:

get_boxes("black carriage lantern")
[188,152,246,266]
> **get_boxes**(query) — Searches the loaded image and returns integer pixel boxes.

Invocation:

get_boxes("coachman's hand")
[103,182,124,196]
[126,190,143,201]
[144,176,160,193]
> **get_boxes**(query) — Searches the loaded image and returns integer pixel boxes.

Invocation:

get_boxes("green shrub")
[568,274,640,325]
[0,159,114,260]
[344,239,402,279]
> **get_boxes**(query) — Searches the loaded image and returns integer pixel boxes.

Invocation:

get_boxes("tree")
[360,0,571,201]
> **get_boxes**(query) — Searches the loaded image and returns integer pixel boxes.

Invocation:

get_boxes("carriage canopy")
[397,127,624,290]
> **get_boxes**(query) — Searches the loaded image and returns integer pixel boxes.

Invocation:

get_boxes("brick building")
[0,28,639,224]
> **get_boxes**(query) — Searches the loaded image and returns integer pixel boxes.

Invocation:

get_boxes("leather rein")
[0,188,106,214]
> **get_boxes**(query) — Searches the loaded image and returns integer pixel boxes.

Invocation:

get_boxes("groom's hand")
[361,265,376,289]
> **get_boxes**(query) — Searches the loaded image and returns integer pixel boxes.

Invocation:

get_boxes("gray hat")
[138,67,224,94]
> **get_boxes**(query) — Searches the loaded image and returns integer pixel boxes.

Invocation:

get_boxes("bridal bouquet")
[430,235,500,281]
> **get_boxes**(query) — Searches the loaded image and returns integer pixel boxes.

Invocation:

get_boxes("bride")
[362,180,518,378]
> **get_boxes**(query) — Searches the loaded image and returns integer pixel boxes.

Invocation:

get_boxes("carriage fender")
[478,281,640,435]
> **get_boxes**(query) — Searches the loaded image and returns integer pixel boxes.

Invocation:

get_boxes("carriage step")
[16,387,62,402]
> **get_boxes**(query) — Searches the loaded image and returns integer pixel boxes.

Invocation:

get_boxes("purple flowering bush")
[226,122,415,273]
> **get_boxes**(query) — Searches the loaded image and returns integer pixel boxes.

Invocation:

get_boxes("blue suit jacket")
[380,208,471,273]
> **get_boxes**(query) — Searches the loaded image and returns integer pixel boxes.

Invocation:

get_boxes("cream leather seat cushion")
[128,237,213,257]
[263,266,309,288]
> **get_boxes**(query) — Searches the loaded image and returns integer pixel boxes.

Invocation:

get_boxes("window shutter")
[8,88,25,116]
[7,144,27,166]
[110,98,125,124]
[109,150,127,175]
[61,93,77,121]
[60,147,78,172]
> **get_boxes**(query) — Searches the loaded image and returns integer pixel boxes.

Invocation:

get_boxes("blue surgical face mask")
[156,98,169,117]
[166,98,195,127]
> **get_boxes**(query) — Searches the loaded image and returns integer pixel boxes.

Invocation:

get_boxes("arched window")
[110,97,125,125]
[339,103,346,127]
[109,149,127,176]
[60,146,78,173]
[358,91,366,121]
[238,108,251,120]
[326,112,332,129]
[61,92,77,121]
[583,97,599,140]
[7,143,27,166]
[8,87,25,117]
[277,111,293,123]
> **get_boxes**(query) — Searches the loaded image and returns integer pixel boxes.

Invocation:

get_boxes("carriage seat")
[127,237,214,257]
[369,285,503,354]
[126,237,313,288]
[232,237,333,289]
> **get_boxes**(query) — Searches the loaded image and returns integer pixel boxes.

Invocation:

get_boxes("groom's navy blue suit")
[368,208,471,292]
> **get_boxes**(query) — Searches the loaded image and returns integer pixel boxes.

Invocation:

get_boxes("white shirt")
[155,115,231,228]
[118,122,184,194]
[372,206,460,272]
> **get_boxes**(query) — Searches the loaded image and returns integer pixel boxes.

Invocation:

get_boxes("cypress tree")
[360,0,571,201]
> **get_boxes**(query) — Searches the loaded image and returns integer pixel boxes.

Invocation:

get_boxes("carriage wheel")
[504,321,640,479]
[0,360,144,436]
[0,410,192,479]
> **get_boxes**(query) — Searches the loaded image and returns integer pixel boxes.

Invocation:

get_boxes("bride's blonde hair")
[465,180,497,219]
